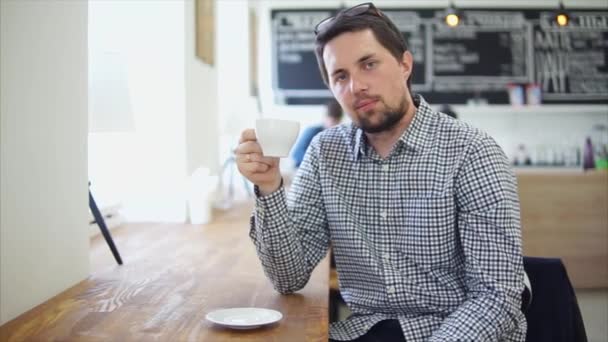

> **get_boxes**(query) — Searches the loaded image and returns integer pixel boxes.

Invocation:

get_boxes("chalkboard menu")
[271,8,608,105]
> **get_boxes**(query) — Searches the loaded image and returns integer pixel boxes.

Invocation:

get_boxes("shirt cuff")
[253,178,284,198]
[253,181,285,223]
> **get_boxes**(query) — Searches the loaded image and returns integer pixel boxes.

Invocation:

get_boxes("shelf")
[513,166,585,174]
[451,104,608,115]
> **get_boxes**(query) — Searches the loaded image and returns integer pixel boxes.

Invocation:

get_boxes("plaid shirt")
[249,95,527,341]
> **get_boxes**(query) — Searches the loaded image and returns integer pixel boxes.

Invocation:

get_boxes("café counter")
[516,168,608,288]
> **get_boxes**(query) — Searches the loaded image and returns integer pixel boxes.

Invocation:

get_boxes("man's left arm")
[430,136,526,341]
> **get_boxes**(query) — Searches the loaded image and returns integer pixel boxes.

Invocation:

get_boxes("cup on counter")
[526,83,542,105]
[507,84,525,106]
[255,118,300,157]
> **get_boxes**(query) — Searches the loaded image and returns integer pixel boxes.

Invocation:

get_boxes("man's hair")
[314,9,411,91]
[326,99,343,120]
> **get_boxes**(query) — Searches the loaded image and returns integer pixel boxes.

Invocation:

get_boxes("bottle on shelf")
[583,137,596,171]
[590,124,608,170]
[513,144,532,166]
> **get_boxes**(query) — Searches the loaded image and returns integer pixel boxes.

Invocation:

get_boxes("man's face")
[323,29,413,133]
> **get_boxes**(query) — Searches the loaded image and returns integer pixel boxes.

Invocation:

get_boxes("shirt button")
[380,210,387,219]
[257,207,264,214]
[387,286,396,294]
[382,253,390,260]
[382,164,389,172]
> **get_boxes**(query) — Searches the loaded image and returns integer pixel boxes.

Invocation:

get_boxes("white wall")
[0,0,89,325]
[88,1,191,222]
[185,0,220,176]
[216,0,259,161]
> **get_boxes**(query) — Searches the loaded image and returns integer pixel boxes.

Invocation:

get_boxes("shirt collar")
[352,94,435,161]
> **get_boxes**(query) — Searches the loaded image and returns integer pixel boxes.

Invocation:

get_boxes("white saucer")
[205,307,283,329]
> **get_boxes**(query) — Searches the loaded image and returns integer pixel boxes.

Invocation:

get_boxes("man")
[291,99,343,168]
[236,3,526,341]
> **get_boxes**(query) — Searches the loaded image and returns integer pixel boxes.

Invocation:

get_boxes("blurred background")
[1,0,607,340]
[84,0,608,223]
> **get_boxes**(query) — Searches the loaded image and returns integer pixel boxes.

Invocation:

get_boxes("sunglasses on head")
[314,2,383,35]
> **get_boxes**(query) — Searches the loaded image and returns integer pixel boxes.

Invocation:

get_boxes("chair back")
[523,256,587,342]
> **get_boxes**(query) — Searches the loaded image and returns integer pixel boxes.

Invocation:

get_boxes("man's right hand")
[235,129,282,196]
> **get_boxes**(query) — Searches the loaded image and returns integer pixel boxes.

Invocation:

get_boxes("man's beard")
[357,95,408,134]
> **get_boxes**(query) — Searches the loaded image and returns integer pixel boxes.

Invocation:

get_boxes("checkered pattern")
[249,95,527,341]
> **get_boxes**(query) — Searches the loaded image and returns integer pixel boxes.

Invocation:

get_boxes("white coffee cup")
[255,118,300,158]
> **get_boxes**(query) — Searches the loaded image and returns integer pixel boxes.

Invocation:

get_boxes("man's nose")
[349,73,369,95]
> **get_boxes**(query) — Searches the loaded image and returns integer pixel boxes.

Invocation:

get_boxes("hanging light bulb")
[445,1,460,27]
[556,13,569,26]
[555,1,570,27]
[446,12,459,27]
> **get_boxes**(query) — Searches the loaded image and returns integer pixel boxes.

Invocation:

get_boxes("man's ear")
[400,51,413,80]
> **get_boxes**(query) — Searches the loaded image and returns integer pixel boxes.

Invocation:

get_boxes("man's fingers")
[235,141,263,155]
[240,161,269,174]
[237,152,276,166]
[238,129,257,144]
[237,153,250,163]
[237,152,257,163]
[258,155,278,165]
[236,131,279,165]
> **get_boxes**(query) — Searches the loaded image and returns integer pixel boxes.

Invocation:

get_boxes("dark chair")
[523,256,587,342]
[329,250,343,323]
[89,182,123,265]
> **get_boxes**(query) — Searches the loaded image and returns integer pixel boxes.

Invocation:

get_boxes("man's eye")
[334,74,346,82]
[364,61,377,70]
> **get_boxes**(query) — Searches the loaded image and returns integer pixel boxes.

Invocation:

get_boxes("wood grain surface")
[0,202,329,341]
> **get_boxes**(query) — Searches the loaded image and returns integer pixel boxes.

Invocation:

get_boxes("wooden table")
[0,203,330,341]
